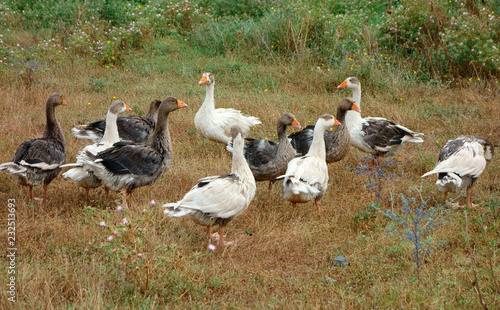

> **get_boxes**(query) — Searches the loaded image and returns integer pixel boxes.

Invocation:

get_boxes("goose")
[81,97,187,207]
[72,98,163,143]
[422,136,494,207]
[0,93,67,203]
[244,113,301,195]
[163,126,256,247]
[62,100,132,201]
[195,72,261,144]
[280,114,341,214]
[288,98,360,163]
[337,77,424,159]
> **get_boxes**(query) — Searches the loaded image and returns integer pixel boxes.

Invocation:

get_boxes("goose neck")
[307,126,327,159]
[101,112,120,144]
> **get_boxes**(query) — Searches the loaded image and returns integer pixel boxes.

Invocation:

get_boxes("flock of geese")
[0,73,495,246]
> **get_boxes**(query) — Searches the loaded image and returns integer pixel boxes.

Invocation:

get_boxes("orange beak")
[125,104,132,111]
[334,118,342,126]
[292,118,301,129]
[177,100,188,108]
[62,98,68,106]
[198,75,208,85]
[352,102,361,113]
[337,80,347,89]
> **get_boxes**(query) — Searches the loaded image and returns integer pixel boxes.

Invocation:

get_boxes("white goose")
[163,126,256,246]
[62,100,131,201]
[281,114,341,214]
[337,77,424,158]
[195,72,261,144]
[422,136,494,207]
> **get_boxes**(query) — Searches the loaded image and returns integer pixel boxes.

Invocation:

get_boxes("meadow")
[0,0,499,308]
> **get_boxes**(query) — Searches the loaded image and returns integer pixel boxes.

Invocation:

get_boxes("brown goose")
[163,126,256,247]
[81,97,187,207]
[72,99,163,143]
[62,100,132,201]
[0,93,67,202]
[288,98,360,163]
[422,136,494,207]
[244,113,301,194]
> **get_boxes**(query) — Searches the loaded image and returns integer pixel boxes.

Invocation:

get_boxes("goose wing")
[14,138,65,170]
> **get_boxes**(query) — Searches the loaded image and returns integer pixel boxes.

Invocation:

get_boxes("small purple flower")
[142,209,148,213]
[208,244,216,252]
[112,230,118,236]
[137,253,143,258]
[99,221,106,228]
[116,205,123,212]
[150,199,156,206]
[107,236,114,242]
[122,218,129,225]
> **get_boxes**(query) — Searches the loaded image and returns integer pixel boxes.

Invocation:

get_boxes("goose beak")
[352,102,361,112]
[292,118,301,129]
[337,80,347,89]
[125,104,132,111]
[177,100,188,108]
[334,118,342,126]
[198,75,208,85]
[62,98,68,106]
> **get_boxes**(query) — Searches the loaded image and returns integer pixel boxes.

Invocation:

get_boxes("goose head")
[147,99,163,115]
[338,98,361,113]
[158,96,188,115]
[109,100,132,115]
[337,77,361,91]
[279,113,302,129]
[317,114,341,130]
[199,72,215,86]
[48,92,67,107]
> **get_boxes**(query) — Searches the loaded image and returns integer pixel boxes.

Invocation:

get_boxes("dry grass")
[0,47,499,309]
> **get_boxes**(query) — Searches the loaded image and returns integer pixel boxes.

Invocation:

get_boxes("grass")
[0,33,499,308]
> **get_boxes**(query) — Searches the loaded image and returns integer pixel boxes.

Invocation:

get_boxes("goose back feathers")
[81,97,187,193]
[195,72,261,144]
[338,77,424,156]
[0,93,67,201]
[72,99,162,143]
[289,98,360,163]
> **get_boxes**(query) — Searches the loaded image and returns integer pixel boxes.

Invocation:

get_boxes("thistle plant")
[384,186,451,281]
[348,155,403,200]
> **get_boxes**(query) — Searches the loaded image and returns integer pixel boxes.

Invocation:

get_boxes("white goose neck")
[232,136,254,182]
[201,83,215,112]
[101,112,120,144]
[351,86,361,108]
[307,125,327,159]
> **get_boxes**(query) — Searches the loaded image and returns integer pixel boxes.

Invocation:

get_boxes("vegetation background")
[0,0,499,308]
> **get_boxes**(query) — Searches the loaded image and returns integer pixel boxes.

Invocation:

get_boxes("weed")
[384,186,451,281]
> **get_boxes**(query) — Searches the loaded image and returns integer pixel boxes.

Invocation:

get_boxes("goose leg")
[207,226,211,243]
[120,188,128,208]
[444,192,448,202]
[28,185,34,201]
[314,199,321,214]
[42,184,48,203]
[268,181,275,196]
[104,186,110,199]
[85,188,90,202]
[218,226,224,246]
[466,188,478,208]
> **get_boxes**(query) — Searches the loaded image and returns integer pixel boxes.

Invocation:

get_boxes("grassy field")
[1,5,500,308]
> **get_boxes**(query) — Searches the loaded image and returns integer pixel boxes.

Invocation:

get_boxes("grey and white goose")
[337,77,424,159]
[81,97,187,207]
[422,136,494,207]
[72,98,163,143]
[164,126,256,247]
[288,98,360,163]
[62,100,131,201]
[281,114,341,214]
[0,93,67,203]
[244,113,301,194]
